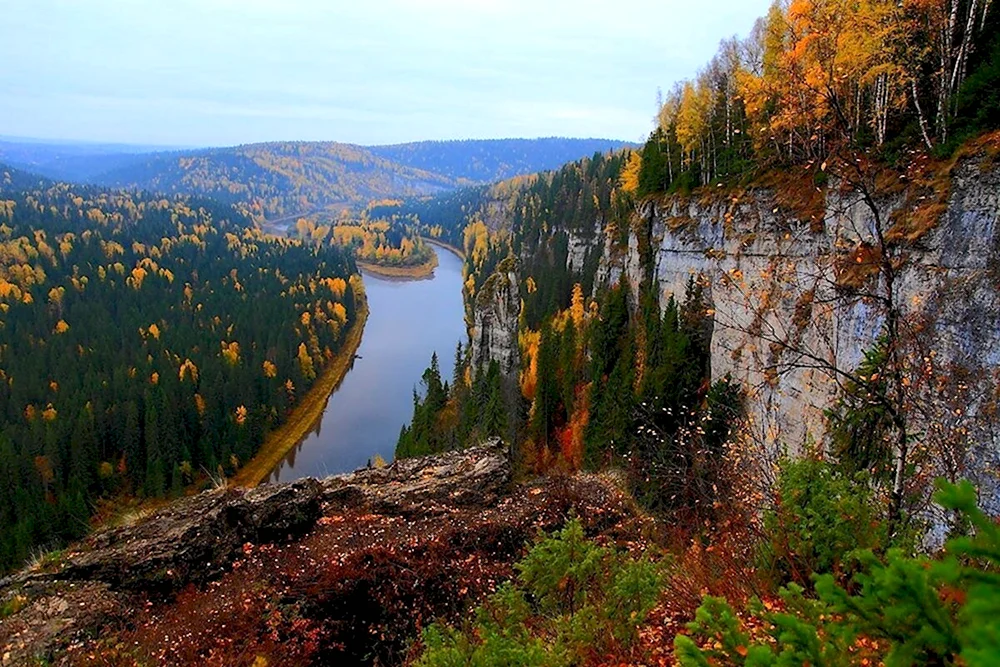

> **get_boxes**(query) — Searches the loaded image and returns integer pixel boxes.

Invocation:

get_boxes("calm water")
[269,246,467,482]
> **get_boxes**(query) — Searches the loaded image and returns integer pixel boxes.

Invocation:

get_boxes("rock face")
[53,479,324,592]
[0,442,638,666]
[324,437,510,511]
[470,257,521,376]
[587,155,1000,499]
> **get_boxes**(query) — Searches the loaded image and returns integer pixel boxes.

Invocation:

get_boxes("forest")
[0,177,360,572]
[93,142,456,224]
[289,202,436,272]
[630,0,999,195]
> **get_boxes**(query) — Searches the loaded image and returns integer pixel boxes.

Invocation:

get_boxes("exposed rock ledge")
[0,440,638,665]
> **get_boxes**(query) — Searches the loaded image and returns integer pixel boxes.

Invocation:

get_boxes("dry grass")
[231,283,370,488]
[883,132,1000,245]
[835,241,882,289]
[885,152,955,245]
[756,168,828,231]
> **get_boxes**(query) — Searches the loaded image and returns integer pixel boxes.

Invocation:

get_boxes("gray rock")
[471,258,521,377]
[323,438,511,512]
[0,443,513,664]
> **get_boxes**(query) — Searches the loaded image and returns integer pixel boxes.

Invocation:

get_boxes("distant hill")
[0,162,52,192]
[92,142,458,222]
[367,138,634,183]
[0,137,634,223]
[0,138,174,183]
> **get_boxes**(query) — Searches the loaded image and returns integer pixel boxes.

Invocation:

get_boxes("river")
[268,246,467,482]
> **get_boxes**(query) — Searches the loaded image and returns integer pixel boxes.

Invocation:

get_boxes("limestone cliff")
[591,153,1000,501]
[459,149,999,504]
[470,256,521,376]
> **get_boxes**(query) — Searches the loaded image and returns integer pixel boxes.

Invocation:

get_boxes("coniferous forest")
[0,172,359,571]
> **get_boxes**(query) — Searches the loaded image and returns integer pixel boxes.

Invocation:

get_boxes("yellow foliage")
[331,302,347,324]
[519,329,541,400]
[179,358,199,382]
[53,319,69,334]
[570,283,586,329]
[297,342,316,381]
[262,360,278,378]
[620,151,642,195]
[221,341,241,366]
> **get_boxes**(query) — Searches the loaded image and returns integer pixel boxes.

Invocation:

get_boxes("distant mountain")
[367,138,634,183]
[0,137,634,223]
[0,162,53,192]
[0,138,176,183]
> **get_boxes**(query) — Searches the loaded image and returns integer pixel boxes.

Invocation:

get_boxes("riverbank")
[423,236,466,260]
[357,251,438,279]
[231,281,370,487]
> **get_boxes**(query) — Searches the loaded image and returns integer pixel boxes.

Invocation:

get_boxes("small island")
[290,202,442,279]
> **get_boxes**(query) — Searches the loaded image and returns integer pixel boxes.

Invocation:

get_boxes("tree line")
[631,0,998,196]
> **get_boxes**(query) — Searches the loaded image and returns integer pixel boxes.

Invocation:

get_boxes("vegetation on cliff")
[393,1,1000,664]
[631,0,999,196]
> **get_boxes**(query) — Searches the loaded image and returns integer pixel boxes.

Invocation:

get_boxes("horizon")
[1,0,770,147]
[0,133,636,153]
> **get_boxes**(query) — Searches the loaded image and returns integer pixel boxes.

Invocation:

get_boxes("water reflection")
[268,246,466,482]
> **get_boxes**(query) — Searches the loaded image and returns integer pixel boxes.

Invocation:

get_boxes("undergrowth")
[414,518,663,666]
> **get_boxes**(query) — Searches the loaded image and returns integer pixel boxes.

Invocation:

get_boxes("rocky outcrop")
[0,443,526,665]
[324,437,510,512]
[470,257,521,376]
[0,443,646,666]
[54,479,323,593]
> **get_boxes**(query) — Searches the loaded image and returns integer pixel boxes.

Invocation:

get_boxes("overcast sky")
[1,0,770,147]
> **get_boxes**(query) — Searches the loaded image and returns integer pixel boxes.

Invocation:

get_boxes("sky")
[1,0,771,147]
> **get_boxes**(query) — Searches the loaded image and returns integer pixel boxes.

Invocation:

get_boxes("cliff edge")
[0,440,640,665]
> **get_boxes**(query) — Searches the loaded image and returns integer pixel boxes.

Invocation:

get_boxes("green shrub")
[675,479,1000,667]
[416,519,663,666]
[760,455,888,588]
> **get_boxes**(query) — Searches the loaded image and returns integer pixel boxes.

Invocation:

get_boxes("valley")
[2,0,1000,663]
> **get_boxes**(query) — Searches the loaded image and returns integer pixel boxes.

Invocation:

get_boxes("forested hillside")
[0,139,634,230]
[289,203,436,274]
[0,176,361,572]
[93,142,457,223]
[1,163,53,193]
[396,150,743,509]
